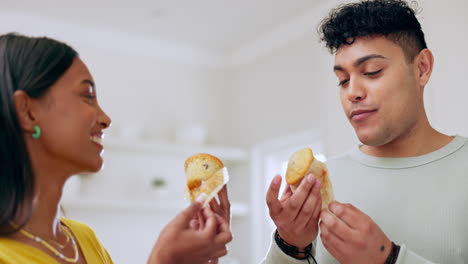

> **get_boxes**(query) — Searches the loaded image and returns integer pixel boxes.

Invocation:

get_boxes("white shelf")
[102,137,249,162]
[61,197,249,217]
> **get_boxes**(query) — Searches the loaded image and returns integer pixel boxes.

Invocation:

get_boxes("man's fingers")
[320,221,347,260]
[328,201,361,229]
[306,189,322,229]
[284,174,316,219]
[320,210,355,242]
[280,184,293,201]
[266,175,282,217]
[295,180,321,227]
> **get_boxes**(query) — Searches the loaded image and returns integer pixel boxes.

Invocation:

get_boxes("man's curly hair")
[319,0,427,62]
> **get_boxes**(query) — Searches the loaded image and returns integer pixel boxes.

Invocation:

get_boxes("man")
[262,0,468,263]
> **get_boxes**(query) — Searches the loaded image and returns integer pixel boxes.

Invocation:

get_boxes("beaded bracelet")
[274,230,317,264]
[385,242,401,264]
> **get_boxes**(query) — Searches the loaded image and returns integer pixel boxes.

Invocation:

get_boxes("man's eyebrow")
[354,54,387,67]
[333,54,387,72]
[333,65,344,72]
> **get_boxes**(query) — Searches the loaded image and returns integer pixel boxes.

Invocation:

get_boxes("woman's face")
[33,57,111,174]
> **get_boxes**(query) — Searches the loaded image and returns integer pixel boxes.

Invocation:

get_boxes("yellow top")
[0,218,113,264]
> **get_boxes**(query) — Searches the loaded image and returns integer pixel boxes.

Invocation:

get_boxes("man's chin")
[357,133,386,147]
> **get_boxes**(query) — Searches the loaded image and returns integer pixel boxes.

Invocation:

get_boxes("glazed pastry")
[285,148,334,209]
[185,153,228,205]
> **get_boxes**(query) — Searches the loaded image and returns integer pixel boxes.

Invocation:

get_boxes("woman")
[0,33,232,264]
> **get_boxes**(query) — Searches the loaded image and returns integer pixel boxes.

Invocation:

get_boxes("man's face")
[334,36,423,146]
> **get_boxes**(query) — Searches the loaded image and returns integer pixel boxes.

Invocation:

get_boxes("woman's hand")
[148,197,232,264]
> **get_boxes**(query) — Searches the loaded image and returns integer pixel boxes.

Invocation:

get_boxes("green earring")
[32,125,41,139]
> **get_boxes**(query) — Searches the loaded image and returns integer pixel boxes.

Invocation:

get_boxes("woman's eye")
[83,94,96,102]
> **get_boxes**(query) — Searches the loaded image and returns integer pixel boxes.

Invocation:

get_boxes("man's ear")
[13,90,37,133]
[414,48,434,88]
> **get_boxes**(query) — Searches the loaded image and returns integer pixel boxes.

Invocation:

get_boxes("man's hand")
[266,174,322,251]
[320,201,392,264]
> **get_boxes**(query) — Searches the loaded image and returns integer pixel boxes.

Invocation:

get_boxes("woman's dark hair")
[319,0,427,62]
[0,33,77,235]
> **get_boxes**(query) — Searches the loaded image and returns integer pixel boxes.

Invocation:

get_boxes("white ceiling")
[1,0,324,53]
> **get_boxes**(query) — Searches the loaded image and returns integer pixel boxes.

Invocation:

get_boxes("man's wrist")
[274,229,313,259]
[276,229,309,250]
[384,242,401,264]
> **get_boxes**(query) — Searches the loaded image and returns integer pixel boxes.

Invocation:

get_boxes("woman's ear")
[13,90,37,133]
[414,48,434,88]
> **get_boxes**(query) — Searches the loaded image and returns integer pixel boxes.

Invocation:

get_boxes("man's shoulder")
[457,135,468,148]
[448,135,468,157]
[325,149,354,166]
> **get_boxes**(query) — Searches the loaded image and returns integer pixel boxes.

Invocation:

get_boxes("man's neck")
[360,122,453,158]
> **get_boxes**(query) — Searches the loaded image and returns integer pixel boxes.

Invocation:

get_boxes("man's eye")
[338,79,349,86]
[364,69,383,76]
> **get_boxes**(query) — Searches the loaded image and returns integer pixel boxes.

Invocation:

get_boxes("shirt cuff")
[395,244,437,264]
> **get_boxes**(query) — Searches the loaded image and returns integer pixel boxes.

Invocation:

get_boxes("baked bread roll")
[285,148,334,209]
[185,153,229,206]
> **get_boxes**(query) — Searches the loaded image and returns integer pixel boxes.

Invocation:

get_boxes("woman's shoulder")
[0,236,48,263]
[61,217,94,232]
[60,217,101,246]
[61,217,114,263]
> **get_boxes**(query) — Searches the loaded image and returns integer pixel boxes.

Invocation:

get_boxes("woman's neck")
[17,155,69,241]
[27,180,64,239]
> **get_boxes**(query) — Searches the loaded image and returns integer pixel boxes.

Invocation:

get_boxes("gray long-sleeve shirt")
[263,135,468,264]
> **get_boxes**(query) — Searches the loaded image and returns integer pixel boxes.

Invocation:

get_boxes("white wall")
[227,0,358,158]
[79,48,229,144]
[0,11,230,145]
[421,0,468,136]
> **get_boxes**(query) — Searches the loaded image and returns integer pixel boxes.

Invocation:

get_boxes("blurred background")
[1,0,467,263]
